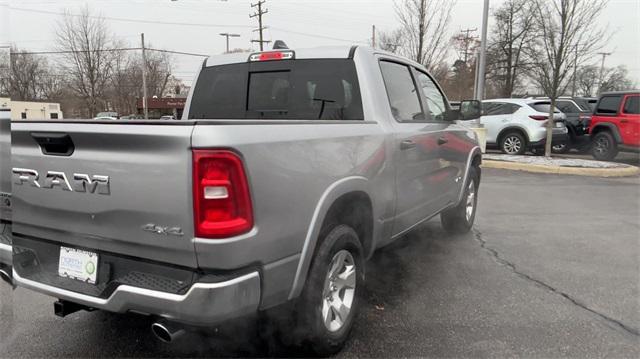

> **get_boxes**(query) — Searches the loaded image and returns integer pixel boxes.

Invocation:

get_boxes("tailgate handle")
[31,132,75,156]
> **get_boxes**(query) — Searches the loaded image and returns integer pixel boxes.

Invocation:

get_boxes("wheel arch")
[497,126,530,145]
[288,177,377,300]
[591,123,623,143]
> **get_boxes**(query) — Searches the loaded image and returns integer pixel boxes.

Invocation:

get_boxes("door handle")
[400,140,416,150]
[437,137,448,145]
[620,119,629,123]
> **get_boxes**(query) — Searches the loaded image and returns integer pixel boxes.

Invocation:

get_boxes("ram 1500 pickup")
[6,46,482,354]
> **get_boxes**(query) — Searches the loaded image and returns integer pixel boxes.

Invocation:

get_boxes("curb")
[482,160,640,177]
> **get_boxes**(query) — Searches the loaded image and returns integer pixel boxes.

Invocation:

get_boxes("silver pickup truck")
[0,107,11,284]
[4,46,482,354]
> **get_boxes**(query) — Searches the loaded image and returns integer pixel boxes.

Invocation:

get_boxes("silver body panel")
[8,46,481,324]
[0,108,10,222]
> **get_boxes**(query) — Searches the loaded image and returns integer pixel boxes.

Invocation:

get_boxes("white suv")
[463,98,568,155]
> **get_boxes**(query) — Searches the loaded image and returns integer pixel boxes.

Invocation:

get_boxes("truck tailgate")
[11,122,197,267]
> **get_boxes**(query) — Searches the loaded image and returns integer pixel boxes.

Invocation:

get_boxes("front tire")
[294,225,364,355]
[441,166,479,234]
[591,131,618,161]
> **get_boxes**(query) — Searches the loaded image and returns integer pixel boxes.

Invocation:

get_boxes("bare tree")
[529,0,608,156]
[598,65,635,94]
[0,47,8,97]
[488,0,537,98]
[55,7,119,117]
[377,29,404,53]
[394,0,457,71]
[4,46,58,101]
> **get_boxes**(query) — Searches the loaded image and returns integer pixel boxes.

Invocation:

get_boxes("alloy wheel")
[594,136,610,155]
[321,250,356,332]
[465,179,475,221]
[503,136,522,154]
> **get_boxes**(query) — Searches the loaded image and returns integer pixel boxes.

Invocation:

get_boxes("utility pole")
[141,33,148,120]
[597,51,612,94]
[571,45,578,97]
[250,1,270,51]
[476,0,489,125]
[371,25,376,48]
[220,33,241,53]
[458,28,478,63]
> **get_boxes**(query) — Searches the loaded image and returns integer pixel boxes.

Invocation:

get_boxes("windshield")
[189,59,364,121]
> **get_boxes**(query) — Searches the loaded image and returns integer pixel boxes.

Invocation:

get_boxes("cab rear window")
[189,59,364,121]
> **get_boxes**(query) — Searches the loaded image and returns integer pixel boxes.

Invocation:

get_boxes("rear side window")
[595,96,622,115]
[556,101,580,113]
[529,102,559,113]
[623,96,639,114]
[379,61,424,122]
[189,59,363,121]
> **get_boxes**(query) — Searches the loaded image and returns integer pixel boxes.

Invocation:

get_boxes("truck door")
[620,95,640,146]
[414,70,473,209]
[378,60,449,236]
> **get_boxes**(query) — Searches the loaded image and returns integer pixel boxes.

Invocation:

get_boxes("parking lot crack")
[472,229,640,338]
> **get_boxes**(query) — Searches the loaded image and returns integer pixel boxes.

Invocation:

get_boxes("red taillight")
[529,115,547,121]
[193,150,253,238]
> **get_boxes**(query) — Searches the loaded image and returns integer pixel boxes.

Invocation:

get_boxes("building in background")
[0,97,64,120]
[136,97,186,119]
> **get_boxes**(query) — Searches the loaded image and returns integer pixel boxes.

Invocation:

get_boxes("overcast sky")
[2,0,639,87]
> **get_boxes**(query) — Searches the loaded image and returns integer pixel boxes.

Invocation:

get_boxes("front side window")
[416,71,447,121]
[379,61,424,122]
[623,96,639,114]
[596,96,622,115]
[482,102,515,116]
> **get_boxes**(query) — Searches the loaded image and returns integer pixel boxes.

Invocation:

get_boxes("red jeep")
[589,91,640,160]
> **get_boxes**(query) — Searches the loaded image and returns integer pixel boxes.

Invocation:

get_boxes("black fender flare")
[591,123,622,143]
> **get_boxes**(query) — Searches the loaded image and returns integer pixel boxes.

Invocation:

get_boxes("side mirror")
[459,100,481,121]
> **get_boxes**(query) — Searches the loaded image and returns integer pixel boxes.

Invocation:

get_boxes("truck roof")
[205,46,359,68]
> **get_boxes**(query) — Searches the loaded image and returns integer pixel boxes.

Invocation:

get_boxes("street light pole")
[219,33,241,53]
[476,0,490,115]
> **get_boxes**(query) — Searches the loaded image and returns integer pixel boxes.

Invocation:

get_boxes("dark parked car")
[552,97,593,153]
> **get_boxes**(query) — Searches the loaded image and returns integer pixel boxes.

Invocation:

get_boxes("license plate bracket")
[58,246,99,284]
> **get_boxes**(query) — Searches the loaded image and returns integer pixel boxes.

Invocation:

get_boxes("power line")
[11,6,366,45]
[11,7,253,28]
[10,47,142,55]
[250,1,270,51]
[10,47,208,57]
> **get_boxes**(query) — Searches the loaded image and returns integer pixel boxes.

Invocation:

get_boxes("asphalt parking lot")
[1,168,638,358]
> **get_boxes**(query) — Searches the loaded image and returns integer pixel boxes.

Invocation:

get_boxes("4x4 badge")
[142,223,184,237]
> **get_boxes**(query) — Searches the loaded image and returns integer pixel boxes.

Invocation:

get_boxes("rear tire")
[552,142,570,154]
[293,225,364,355]
[591,131,618,161]
[441,166,479,234]
[500,132,526,155]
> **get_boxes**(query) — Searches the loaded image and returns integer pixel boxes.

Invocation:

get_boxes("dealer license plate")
[58,247,99,284]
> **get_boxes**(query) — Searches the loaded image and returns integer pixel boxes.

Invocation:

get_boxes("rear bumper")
[529,133,569,149]
[13,269,261,326]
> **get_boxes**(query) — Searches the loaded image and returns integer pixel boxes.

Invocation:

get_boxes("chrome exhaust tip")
[0,266,15,288]
[151,320,185,343]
